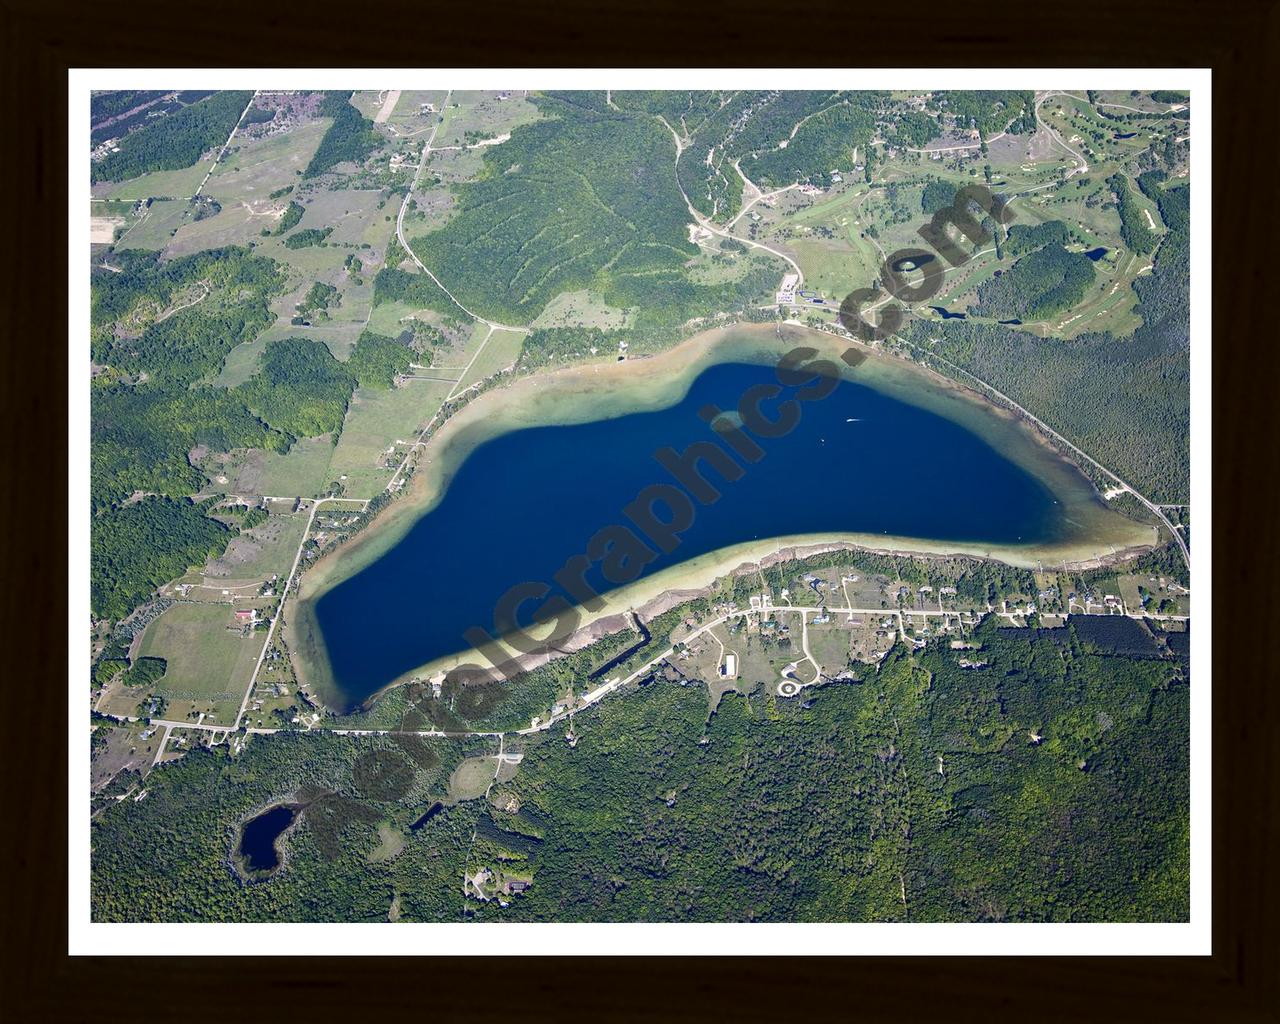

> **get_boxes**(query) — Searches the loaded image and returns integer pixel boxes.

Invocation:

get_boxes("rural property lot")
[136,603,265,724]
[325,380,452,497]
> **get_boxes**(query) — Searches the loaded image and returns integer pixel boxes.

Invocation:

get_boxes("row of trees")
[303,91,381,178]
[972,243,1096,321]
[91,91,253,184]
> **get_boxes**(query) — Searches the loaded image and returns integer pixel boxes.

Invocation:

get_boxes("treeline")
[473,615,1187,922]
[273,200,304,235]
[91,91,252,184]
[412,99,695,323]
[91,497,231,620]
[371,266,465,323]
[1108,172,1160,254]
[92,90,167,124]
[902,183,1190,502]
[283,227,332,249]
[119,656,167,688]
[518,326,626,370]
[303,92,381,178]
[972,244,1095,321]
[1002,219,1072,258]
[344,330,413,389]
[293,281,339,323]
[931,90,1036,135]
[740,98,877,188]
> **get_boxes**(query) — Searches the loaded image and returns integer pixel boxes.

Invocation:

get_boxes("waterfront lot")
[326,380,452,497]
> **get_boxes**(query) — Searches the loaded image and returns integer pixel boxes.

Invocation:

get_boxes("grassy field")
[385,90,449,131]
[325,380,452,497]
[447,755,498,801]
[290,188,390,248]
[529,289,631,331]
[208,119,329,203]
[134,602,265,723]
[453,328,524,392]
[221,434,338,499]
[163,202,264,256]
[104,160,212,202]
[201,509,310,582]
[112,199,191,250]
[432,90,543,148]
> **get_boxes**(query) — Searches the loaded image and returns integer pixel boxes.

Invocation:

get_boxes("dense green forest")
[273,200,304,235]
[303,92,381,178]
[283,227,333,249]
[91,383,283,511]
[670,91,885,217]
[739,97,878,189]
[479,618,1187,922]
[344,330,413,389]
[972,244,1095,321]
[90,247,288,512]
[921,178,957,214]
[92,732,480,921]
[930,91,1037,136]
[119,656,167,688]
[1002,219,1073,258]
[411,97,696,324]
[91,247,284,385]
[1108,172,1161,254]
[91,497,231,619]
[239,338,355,440]
[903,183,1190,503]
[92,619,1188,922]
[91,91,252,184]
[92,90,167,123]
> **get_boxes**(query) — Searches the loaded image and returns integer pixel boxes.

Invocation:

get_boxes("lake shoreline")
[287,322,1156,711]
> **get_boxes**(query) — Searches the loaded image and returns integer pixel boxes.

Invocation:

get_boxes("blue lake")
[311,360,1074,710]
[238,804,298,873]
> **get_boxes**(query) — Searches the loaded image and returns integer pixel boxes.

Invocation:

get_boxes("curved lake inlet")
[303,354,1135,712]
[238,804,300,875]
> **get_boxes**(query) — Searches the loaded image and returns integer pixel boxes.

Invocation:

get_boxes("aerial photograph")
[85,84,1194,926]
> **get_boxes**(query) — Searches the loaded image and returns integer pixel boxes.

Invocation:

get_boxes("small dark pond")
[890,253,936,274]
[1084,247,1109,261]
[239,804,300,873]
[1114,132,1137,140]
[410,802,445,832]
[929,306,967,320]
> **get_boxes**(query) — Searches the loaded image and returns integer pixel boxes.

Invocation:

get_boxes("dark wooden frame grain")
[3,0,1274,1018]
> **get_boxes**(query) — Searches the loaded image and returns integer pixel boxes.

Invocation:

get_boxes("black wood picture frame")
[4,0,1274,1018]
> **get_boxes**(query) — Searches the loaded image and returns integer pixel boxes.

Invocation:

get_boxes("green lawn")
[105,161,212,202]
[136,602,265,724]
[453,328,524,392]
[325,380,452,497]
